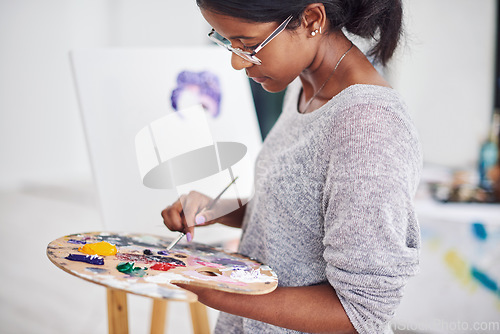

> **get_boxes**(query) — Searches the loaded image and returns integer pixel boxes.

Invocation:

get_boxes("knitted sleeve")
[322,100,422,333]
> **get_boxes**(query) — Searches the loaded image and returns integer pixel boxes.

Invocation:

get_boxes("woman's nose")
[231,53,254,70]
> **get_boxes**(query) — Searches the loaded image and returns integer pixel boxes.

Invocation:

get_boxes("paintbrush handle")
[206,176,239,210]
[166,232,185,251]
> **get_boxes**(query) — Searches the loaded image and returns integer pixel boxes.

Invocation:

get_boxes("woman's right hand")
[161,191,217,243]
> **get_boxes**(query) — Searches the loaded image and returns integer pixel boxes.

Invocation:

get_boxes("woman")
[161,1,422,333]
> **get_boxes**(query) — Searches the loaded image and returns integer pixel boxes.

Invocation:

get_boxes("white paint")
[230,268,277,283]
[144,272,189,284]
[128,282,188,300]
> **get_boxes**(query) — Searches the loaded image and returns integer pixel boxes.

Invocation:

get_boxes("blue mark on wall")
[472,222,488,241]
[471,266,499,294]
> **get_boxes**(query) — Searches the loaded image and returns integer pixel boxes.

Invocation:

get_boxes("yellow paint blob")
[79,241,117,256]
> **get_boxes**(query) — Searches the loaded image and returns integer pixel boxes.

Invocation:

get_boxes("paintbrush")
[166,176,239,251]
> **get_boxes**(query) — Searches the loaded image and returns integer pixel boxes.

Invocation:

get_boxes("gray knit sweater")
[215,81,422,334]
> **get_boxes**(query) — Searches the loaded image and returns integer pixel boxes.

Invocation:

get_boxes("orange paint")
[79,241,117,256]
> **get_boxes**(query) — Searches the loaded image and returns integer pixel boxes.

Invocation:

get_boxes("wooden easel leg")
[150,299,168,334]
[107,288,129,334]
[189,302,210,334]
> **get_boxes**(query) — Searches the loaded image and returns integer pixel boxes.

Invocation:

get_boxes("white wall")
[0,1,103,189]
[0,0,208,189]
[0,0,497,189]
[390,0,497,168]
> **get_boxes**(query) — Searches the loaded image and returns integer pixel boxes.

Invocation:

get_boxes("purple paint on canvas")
[170,70,222,117]
[65,253,104,265]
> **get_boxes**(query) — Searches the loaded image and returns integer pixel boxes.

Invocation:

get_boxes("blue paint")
[67,239,87,244]
[470,267,498,293]
[471,222,488,241]
[85,267,108,274]
[65,253,104,265]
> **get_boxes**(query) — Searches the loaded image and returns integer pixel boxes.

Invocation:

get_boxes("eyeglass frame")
[208,15,294,65]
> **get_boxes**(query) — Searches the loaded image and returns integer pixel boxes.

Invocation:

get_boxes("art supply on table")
[166,176,239,251]
[478,112,499,193]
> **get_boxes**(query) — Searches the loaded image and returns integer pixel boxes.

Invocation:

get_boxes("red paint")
[150,262,176,271]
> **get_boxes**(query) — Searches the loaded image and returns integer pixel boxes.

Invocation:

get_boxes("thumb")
[184,225,195,243]
[184,210,210,243]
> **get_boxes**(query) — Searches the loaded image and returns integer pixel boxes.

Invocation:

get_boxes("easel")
[107,289,210,334]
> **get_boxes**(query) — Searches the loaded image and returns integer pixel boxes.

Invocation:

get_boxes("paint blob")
[144,272,188,284]
[67,239,87,244]
[48,232,279,299]
[212,258,248,268]
[65,253,104,265]
[196,261,225,269]
[116,262,147,277]
[116,253,185,266]
[79,241,117,256]
[150,262,177,271]
[230,269,277,283]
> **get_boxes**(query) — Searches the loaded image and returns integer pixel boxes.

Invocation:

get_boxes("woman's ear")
[301,3,327,37]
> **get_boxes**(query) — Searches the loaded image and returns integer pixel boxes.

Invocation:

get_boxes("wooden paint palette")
[47,232,278,302]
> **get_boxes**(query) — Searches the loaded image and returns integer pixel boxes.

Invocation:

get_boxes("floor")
[0,181,220,334]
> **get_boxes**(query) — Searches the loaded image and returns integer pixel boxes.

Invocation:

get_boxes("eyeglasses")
[208,15,293,65]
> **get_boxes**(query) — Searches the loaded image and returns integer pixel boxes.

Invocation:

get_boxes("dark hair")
[196,0,402,66]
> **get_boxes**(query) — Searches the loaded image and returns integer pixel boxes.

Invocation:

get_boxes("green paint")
[116,262,147,277]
